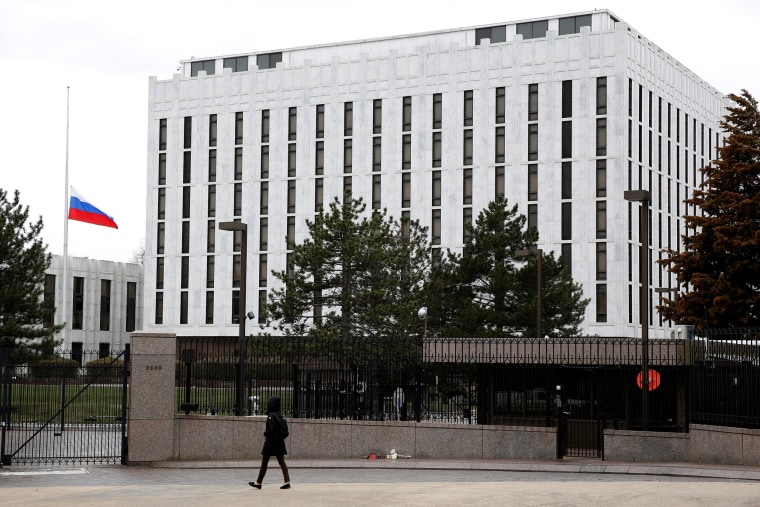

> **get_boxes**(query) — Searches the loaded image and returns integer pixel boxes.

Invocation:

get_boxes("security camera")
[246,311,255,320]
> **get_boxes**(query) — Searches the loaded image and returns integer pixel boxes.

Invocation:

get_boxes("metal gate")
[0,347,129,466]
[556,369,604,459]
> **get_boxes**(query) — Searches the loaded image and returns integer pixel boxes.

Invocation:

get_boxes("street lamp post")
[516,248,543,339]
[219,221,248,417]
[624,190,650,431]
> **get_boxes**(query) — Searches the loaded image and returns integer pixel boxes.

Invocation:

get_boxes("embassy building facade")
[144,10,727,338]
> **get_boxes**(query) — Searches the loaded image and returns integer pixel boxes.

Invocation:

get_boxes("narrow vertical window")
[596,77,607,115]
[528,124,538,161]
[72,276,84,330]
[181,256,189,289]
[261,110,270,143]
[596,284,607,322]
[158,153,166,185]
[463,129,473,166]
[432,132,442,167]
[431,209,441,245]
[373,99,382,134]
[561,203,572,240]
[259,255,268,287]
[433,94,442,129]
[157,188,166,219]
[527,204,537,230]
[260,145,269,179]
[495,87,505,124]
[372,137,381,171]
[206,256,214,288]
[596,201,607,239]
[316,104,325,138]
[463,207,473,242]
[156,257,164,290]
[432,170,442,206]
[260,181,269,215]
[463,90,473,127]
[288,107,297,141]
[562,121,572,159]
[344,102,353,136]
[205,291,214,324]
[315,141,324,175]
[234,147,243,180]
[184,116,192,149]
[528,84,538,121]
[183,151,191,184]
[235,112,243,145]
[596,243,607,280]
[402,96,412,131]
[208,149,216,182]
[495,166,505,197]
[209,114,217,147]
[159,118,167,151]
[343,139,352,173]
[182,221,190,253]
[402,134,411,169]
[463,168,473,205]
[288,143,296,177]
[207,220,215,253]
[314,178,323,212]
[259,217,269,250]
[234,183,242,216]
[495,126,505,163]
[372,174,381,210]
[528,164,538,201]
[596,160,607,197]
[99,279,111,331]
[561,162,572,199]
[155,292,163,325]
[126,282,136,332]
[596,118,607,156]
[561,81,572,118]
[287,180,296,213]
[402,172,411,208]
[207,185,216,217]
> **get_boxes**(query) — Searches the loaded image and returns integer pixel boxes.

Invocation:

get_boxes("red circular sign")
[637,369,661,391]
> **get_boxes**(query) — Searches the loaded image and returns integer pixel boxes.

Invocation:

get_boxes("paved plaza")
[3,459,760,506]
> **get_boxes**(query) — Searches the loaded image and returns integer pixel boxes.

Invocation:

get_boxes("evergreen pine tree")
[659,90,760,328]
[0,188,62,362]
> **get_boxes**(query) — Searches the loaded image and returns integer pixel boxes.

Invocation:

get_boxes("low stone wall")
[603,429,689,462]
[604,424,760,465]
[173,416,557,461]
[689,424,760,466]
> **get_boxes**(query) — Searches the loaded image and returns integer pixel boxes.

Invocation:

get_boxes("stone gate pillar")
[127,332,176,464]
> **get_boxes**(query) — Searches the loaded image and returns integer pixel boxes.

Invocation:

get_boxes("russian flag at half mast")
[68,186,118,229]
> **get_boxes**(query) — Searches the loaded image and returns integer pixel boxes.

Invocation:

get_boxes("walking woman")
[249,396,291,490]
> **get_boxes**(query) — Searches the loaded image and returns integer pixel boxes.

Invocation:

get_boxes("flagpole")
[62,86,70,347]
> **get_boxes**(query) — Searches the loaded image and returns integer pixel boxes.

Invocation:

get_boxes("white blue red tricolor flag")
[68,186,118,229]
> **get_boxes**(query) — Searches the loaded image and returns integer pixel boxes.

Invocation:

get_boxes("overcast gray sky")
[2,0,759,263]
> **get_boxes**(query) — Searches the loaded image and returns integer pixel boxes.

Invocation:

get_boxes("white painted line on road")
[1,468,89,476]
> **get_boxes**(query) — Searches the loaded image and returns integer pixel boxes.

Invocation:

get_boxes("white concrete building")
[46,255,144,355]
[143,9,727,338]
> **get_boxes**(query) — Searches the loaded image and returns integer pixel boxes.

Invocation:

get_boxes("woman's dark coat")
[261,396,288,456]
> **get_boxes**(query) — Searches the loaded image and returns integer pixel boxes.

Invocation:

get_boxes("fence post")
[127,333,176,464]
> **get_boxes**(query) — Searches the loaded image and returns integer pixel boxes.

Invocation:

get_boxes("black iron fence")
[171,334,760,433]
[0,348,129,465]
[692,327,760,429]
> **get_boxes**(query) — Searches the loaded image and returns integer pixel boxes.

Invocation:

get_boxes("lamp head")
[418,307,428,320]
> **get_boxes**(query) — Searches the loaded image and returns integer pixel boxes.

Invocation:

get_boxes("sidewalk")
[4,458,760,506]
[152,457,760,482]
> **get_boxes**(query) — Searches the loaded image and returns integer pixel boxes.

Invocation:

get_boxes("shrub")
[85,357,125,381]
[29,356,80,379]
